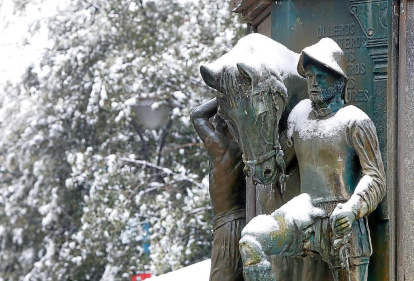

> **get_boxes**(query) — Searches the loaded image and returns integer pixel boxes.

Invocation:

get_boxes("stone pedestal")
[400,1,414,280]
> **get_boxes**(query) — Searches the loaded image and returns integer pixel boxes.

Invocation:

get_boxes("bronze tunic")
[287,99,386,267]
[287,99,385,215]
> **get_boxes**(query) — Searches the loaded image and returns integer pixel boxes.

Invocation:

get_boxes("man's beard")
[308,86,338,103]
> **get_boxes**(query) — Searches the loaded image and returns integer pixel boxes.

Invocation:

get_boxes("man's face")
[305,63,342,103]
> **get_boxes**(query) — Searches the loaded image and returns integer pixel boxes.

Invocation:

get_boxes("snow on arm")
[243,194,324,237]
[275,193,325,256]
[277,193,325,226]
[241,194,325,257]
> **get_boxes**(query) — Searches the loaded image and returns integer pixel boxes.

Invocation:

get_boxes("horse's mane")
[217,67,241,97]
[203,33,300,103]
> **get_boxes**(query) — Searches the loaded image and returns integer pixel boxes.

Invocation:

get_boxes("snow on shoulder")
[287,99,371,140]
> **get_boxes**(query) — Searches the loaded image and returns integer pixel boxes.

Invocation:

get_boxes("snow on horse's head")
[199,34,305,186]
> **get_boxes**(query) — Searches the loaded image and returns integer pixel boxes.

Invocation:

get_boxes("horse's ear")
[237,63,257,84]
[200,65,220,90]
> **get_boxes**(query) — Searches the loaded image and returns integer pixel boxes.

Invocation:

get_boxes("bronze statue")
[191,98,246,281]
[239,38,386,281]
[199,33,330,281]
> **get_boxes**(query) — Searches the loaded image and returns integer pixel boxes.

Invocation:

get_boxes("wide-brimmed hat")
[297,38,348,101]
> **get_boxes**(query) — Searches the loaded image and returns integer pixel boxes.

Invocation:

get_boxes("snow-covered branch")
[119,157,205,189]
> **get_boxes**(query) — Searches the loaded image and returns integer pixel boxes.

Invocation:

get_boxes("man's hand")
[190,99,218,143]
[330,203,356,237]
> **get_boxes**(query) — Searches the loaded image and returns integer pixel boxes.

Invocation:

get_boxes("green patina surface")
[271,1,391,280]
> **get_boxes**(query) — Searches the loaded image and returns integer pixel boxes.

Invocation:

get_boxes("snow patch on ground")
[148,259,210,281]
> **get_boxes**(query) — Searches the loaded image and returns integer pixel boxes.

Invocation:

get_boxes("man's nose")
[311,75,318,86]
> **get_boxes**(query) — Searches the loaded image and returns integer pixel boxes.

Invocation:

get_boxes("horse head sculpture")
[200,34,307,188]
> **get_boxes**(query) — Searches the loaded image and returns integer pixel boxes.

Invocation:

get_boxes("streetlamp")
[126,96,171,130]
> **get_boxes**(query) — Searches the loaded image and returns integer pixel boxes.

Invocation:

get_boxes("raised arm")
[190,98,218,142]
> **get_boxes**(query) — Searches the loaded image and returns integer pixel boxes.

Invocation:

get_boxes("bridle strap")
[243,149,276,166]
[242,76,288,192]
[243,89,282,168]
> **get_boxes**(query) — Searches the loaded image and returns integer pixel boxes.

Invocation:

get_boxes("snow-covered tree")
[0,0,243,279]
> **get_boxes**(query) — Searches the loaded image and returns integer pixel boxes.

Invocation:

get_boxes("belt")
[212,209,246,232]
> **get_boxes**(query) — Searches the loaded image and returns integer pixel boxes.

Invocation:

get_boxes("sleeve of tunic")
[349,118,386,216]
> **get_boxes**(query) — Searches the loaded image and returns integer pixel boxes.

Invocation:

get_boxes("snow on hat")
[297,38,349,101]
[297,38,347,80]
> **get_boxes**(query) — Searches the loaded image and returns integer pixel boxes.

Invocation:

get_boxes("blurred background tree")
[0,0,244,279]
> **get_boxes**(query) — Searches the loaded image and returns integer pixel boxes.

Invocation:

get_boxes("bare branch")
[161,142,202,154]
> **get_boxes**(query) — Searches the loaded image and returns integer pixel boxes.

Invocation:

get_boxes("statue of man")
[191,98,246,281]
[286,38,386,280]
[239,38,386,281]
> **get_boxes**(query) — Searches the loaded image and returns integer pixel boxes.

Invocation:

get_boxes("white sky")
[0,0,199,88]
[0,0,61,87]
